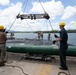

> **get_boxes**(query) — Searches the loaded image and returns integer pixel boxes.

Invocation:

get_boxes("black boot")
[0,61,5,67]
[59,67,68,70]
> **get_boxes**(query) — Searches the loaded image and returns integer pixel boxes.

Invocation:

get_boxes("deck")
[0,52,76,75]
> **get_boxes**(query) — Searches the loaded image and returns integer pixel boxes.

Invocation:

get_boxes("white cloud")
[66,21,76,29]
[0,2,22,29]
[30,0,64,20]
[1,2,22,17]
[30,0,76,21]
[0,0,10,5]
[61,6,76,20]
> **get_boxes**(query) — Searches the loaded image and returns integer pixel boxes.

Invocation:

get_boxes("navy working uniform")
[60,28,68,70]
[53,22,68,70]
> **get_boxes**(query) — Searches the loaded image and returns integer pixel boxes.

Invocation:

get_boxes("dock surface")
[0,52,76,75]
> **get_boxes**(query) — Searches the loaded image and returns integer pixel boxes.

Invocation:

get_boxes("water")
[68,33,76,45]
[7,33,76,45]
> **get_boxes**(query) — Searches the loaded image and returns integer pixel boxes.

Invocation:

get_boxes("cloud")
[0,0,10,5]
[30,0,64,20]
[0,2,22,29]
[66,21,76,29]
[30,0,76,21]
[61,6,76,20]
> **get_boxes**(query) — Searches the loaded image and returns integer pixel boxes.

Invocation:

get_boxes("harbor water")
[7,33,76,45]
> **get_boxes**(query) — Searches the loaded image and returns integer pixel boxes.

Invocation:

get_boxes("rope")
[39,0,46,13]
[25,20,33,32]
[7,0,28,32]
[20,0,28,13]
[4,52,28,75]
[5,65,28,75]
[58,72,68,75]
[38,0,54,41]
[23,0,28,13]
[7,18,17,32]
[26,36,38,44]
[45,20,52,41]
[48,20,56,35]
[38,0,56,35]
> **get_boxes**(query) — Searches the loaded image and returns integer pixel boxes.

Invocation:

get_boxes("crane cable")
[7,0,28,32]
[38,0,58,35]
[39,0,54,40]
[25,20,33,32]
[48,20,56,35]
[39,0,46,13]
[22,0,33,32]
[7,18,17,32]
[22,0,28,13]
[39,0,56,35]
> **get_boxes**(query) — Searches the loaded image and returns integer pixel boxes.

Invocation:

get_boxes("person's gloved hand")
[53,40,56,44]
[54,34,58,38]
[5,31,8,34]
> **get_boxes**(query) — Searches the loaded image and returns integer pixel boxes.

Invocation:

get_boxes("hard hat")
[59,22,65,26]
[0,25,4,30]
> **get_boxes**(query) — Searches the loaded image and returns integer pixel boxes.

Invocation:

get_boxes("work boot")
[59,67,68,70]
[0,61,5,67]
[3,61,6,63]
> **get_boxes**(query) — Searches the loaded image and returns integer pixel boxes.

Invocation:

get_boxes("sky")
[0,0,76,32]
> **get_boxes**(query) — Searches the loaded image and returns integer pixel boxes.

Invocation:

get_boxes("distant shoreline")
[8,30,76,33]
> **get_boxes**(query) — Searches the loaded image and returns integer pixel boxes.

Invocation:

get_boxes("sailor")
[53,22,68,70]
[40,31,43,40]
[48,33,51,41]
[38,31,41,40]
[0,25,7,66]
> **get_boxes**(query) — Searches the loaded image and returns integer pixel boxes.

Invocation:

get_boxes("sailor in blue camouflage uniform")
[53,22,68,70]
[0,25,7,67]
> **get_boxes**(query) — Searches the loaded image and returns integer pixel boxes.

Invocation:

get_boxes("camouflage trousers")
[0,44,6,62]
